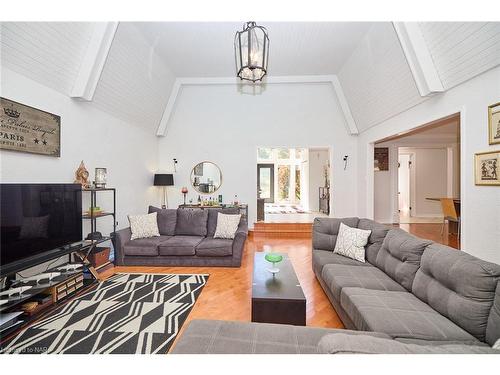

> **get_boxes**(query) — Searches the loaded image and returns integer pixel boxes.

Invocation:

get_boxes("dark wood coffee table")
[251,252,306,326]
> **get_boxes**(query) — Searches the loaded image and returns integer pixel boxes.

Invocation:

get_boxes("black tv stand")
[0,237,110,343]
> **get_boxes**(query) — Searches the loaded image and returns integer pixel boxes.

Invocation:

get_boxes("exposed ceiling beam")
[70,22,118,101]
[156,75,359,136]
[393,22,444,97]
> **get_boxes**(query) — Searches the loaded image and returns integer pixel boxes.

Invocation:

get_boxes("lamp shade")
[154,174,174,186]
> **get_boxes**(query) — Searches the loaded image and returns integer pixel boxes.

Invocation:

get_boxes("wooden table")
[426,197,461,234]
[251,253,306,326]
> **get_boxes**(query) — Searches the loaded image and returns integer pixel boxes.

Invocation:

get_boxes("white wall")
[357,66,500,263]
[308,149,329,212]
[404,147,448,217]
[0,68,159,239]
[158,83,359,226]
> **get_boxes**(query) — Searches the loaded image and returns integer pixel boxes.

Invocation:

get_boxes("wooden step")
[251,222,312,239]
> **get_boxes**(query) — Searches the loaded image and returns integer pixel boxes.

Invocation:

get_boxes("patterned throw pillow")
[214,213,241,239]
[128,212,160,240]
[494,338,500,350]
[333,222,371,263]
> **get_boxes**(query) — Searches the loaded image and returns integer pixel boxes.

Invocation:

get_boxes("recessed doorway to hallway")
[256,147,330,223]
[374,113,461,246]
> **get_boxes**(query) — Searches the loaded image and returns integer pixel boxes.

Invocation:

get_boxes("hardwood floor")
[100,236,343,352]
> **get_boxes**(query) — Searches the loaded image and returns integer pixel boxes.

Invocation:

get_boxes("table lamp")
[154,173,174,208]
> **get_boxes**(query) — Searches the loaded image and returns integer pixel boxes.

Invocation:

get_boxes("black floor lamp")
[154,173,174,209]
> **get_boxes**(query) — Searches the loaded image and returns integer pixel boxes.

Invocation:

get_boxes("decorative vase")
[264,253,283,274]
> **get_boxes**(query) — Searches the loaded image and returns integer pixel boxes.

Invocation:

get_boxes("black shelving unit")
[82,188,116,267]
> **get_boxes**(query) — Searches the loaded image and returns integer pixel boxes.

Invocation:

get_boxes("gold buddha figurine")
[74,160,90,188]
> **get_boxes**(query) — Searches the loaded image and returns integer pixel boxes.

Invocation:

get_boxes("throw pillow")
[148,206,177,236]
[333,222,371,263]
[494,338,500,350]
[128,212,160,240]
[214,213,241,239]
[175,209,209,237]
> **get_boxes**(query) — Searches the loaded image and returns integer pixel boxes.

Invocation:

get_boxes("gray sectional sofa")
[114,206,248,267]
[172,217,500,354]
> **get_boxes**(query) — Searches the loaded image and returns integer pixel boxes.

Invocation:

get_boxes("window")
[278,148,290,159]
[258,147,272,160]
[278,165,290,200]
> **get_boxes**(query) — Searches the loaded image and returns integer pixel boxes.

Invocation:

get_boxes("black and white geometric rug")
[1,273,208,354]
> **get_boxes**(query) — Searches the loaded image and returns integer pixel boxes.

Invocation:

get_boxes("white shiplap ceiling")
[1,21,499,135]
[134,22,374,77]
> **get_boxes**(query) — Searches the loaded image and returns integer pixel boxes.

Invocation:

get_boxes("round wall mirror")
[190,161,222,194]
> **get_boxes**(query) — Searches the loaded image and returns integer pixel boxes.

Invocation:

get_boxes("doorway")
[256,147,330,223]
[398,153,412,219]
[257,163,274,203]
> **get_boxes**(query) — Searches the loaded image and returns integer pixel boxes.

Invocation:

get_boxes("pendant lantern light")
[234,21,269,82]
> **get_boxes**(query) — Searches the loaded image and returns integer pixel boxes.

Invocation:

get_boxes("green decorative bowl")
[265,253,283,274]
[265,253,283,263]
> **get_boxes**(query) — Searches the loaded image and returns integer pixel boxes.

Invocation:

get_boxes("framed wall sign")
[474,150,500,186]
[374,147,389,171]
[0,97,61,157]
[488,102,500,145]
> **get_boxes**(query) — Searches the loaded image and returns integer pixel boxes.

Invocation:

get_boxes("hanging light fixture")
[234,21,269,82]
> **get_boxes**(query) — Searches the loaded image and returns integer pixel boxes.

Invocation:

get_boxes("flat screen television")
[0,183,82,277]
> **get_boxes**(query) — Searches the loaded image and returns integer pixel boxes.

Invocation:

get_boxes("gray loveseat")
[172,217,500,354]
[114,206,248,267]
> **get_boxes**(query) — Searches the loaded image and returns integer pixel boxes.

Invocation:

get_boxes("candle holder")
[181,186,188,206]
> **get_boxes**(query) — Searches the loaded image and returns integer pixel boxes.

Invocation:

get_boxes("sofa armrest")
[232,219,248,266]
[114,227,132,266]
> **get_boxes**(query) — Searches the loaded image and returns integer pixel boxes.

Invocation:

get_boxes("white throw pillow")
[493,338,500,350]
[214,213,241,239]
[128,212,160,240]
[333,222,371,263]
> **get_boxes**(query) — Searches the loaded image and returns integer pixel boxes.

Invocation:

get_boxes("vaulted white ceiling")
[135,22,374,77]
[1,21,499,135]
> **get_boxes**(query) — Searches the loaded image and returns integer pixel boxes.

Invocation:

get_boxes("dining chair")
[439,198,460,239]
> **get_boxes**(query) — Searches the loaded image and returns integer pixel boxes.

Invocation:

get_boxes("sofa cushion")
[207,208,239,237]
[412,243,500,345]
[196,238,233,257]
[340,287,479,343]
[123,235,171,256]
[158,236,203,256]
[148,206,177,236]
[357,219,390,265]
[317,333,499,354]
[375,229,432,290]
[312,250,371,276]
[321,264,406,302]
[171,319,391,354]
[312,217,360,251]
[487,282,500,347]
[175,209,209,237]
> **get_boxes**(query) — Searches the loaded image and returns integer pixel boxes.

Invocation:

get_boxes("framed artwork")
[488,102,500,145]
[374,147,389,171]
[0,97,61,157]
[474,150,500,186]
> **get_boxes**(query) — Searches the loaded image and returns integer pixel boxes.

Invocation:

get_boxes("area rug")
[1,273,208,354]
